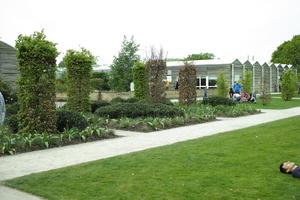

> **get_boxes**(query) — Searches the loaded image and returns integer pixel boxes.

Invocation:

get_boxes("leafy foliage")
[271,35,300,67]
[185,53,215,60]
[132,62,148,100]
[242,71,252,94]
[91,71,110,91]
[280,69,297,101]
[16,31,58,134]
[91,100,111,113]
[56,110,88,132]
[202,96,236,107]
[95,103,184,118]
[216,71,229,97]
[166,53,215,61]
[64,48,94,112]
[109,36,140,92]
[179,63,197,105]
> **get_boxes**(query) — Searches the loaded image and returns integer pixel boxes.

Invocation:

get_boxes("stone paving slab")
[0,185,44,200]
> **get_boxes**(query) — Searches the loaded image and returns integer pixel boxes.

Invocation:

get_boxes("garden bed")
[1,101,260,156]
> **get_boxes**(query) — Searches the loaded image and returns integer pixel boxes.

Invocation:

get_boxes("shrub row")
[202,96,236,107]
[5,108,89,134]
[95,103,184,118]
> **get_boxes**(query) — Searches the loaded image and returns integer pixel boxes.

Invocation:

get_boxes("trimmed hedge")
[91,100,111,113]
[202,96,236,107]
[110,97,139,104]
[95,103,184,118]
[56,110,88,132]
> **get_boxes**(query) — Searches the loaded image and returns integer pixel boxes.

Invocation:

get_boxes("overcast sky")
[1,0,300,65]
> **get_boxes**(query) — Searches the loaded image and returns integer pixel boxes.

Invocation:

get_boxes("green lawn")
[4,116,300,200]
[271,93,300,98]
[249,97,300,109]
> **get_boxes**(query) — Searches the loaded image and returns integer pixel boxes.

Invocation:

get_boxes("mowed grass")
[5,116,300,200]
[249,97,300,109]
[271,93,300,98]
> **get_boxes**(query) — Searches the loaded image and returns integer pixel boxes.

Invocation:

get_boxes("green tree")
[63,48,95,112]
[132,62,148,100]
[216,71,228,97]
[185,53,215,61]
[16,31,58,133]
[109,36,140,92]
[242,71,252,94]
[271,35,300,80]
[280,69,297,101]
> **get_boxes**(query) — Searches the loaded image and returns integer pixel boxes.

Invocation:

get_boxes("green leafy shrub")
[179,63,197,105]
[95,103,184,118]
[56,110,88,132]
[202,96,236,107]
[16,31,58,134]
[91,100,111,113]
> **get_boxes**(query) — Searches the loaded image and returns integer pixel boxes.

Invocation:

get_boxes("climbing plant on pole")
[16,31,58,133]
[63,48,94,112]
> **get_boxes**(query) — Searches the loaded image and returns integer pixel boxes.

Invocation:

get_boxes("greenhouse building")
[166,59,297,93]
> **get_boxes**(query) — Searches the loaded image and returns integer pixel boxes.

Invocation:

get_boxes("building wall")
[262,63,271,93]
[0,41,18,88]
[270,64,278,92]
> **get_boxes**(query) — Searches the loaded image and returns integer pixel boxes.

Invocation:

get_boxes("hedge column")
[179,63,197,105]
[16,31,58,133]
[64,48,94,112]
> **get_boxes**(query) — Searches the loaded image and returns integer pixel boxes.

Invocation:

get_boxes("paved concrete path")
[0,107,300,199]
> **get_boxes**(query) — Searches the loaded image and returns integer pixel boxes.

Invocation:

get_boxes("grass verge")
[248,97,300,109]
[4,116,300,200]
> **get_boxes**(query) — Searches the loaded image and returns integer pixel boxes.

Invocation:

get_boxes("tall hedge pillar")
[64,48,94,112]
[16,31,58,133]
[179,63,197,105]
[132,62,148,100]
[145,49,167,104]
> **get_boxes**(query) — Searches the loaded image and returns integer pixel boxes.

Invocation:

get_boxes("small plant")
[216,71,229,97]
[281,69,297,101]
[242,71,252,94]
